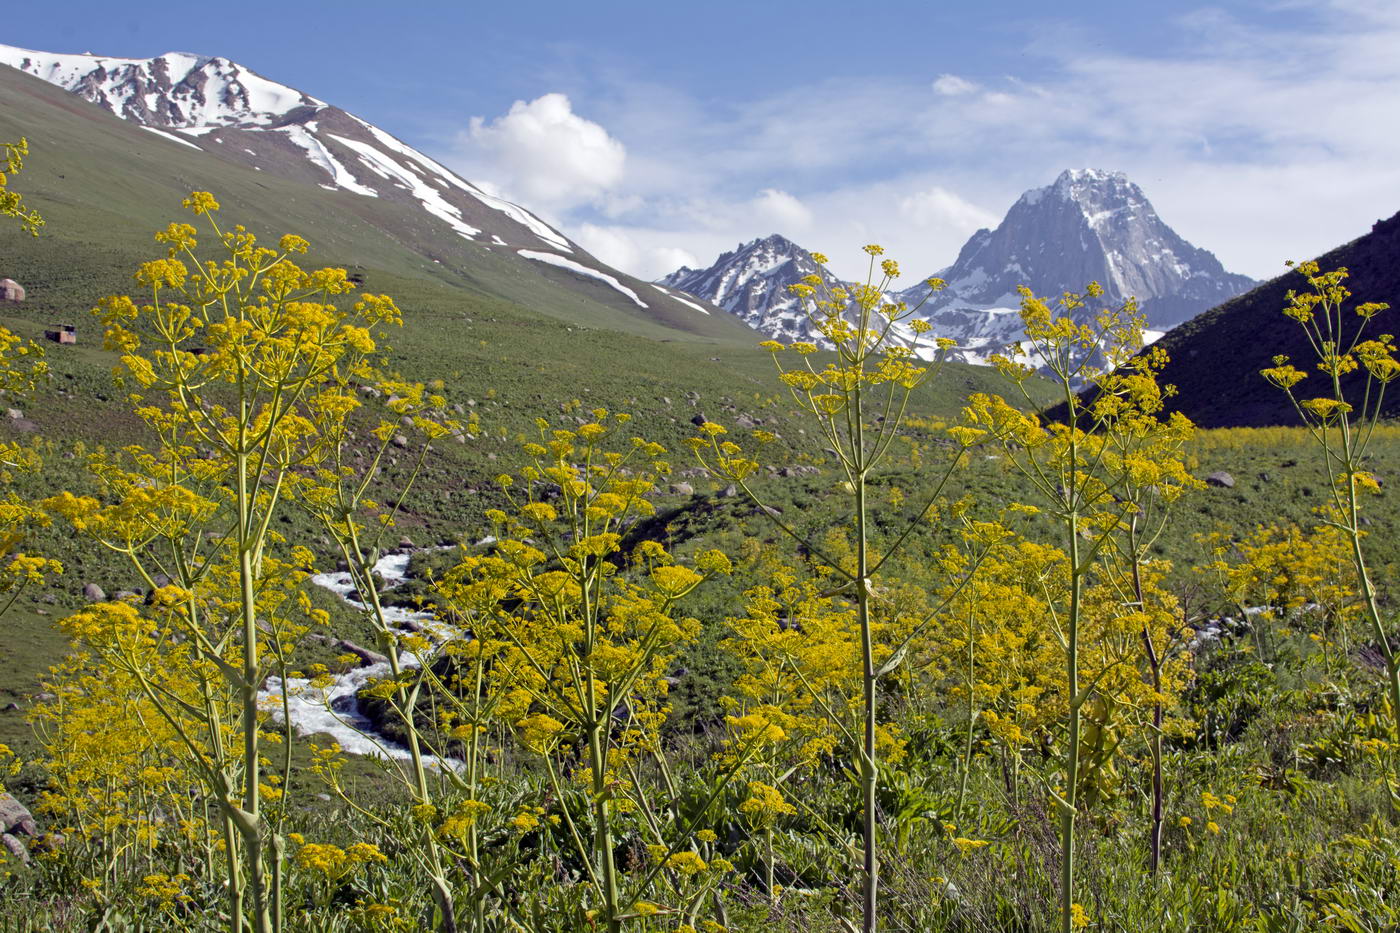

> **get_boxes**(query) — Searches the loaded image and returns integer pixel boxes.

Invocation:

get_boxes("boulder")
[392,434,409,449]
[1,832,27,865]
[5,408,21,420]
[668,482,694,496]
[690,413,708,427]
[337,639,389,666]
[1205,471,1235,489]
[82,582,106,602]
[0,792,35,835]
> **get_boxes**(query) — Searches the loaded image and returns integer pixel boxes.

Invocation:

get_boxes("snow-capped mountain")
[663,170,1253,364]
[0,44,736,332]
[896,169,1255,359]
[0,45,576,251]
[658,234,843,342]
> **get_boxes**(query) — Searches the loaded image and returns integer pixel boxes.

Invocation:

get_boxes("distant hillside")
[1152,210,1400,428]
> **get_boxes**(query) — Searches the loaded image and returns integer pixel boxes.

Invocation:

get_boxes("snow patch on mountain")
[519,251,647,308]
[140,125,202,151]
[650,285,709,315]
[281,126,377,197]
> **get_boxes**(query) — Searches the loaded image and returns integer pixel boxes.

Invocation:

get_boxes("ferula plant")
[42,192,404,933]
[1262,261,1400,792]
[959,283,1198,933]
[692,246,988,933]
[444,415,738,932]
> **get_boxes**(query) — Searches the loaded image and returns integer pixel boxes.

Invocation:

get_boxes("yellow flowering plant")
[959,282,1198,931]
[1263,262,1400,796]
[41,193,404,933]
[442,415,740,931]
[691,246,984,933]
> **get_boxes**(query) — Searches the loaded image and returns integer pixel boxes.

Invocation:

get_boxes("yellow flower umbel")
[690,247,977,933]
[959,282,1201,930]
[1265,261,1400,798]
[41,193,406,933]
[439,414,733,933]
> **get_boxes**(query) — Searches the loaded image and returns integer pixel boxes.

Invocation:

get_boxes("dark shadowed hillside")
[1150,211,1400,428]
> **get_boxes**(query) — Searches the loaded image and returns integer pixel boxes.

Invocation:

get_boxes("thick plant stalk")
[1060,510,1083,933]
[855,469,879,933]
[235,432,274,933]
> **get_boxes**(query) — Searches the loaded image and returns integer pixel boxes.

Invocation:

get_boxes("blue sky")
[8,0,1400,281]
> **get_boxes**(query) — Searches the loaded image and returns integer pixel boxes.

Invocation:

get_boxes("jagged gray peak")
[899,168,1254,334]
[659,234,841,342]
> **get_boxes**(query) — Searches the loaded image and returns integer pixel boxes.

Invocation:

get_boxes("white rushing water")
[259,549,459,765]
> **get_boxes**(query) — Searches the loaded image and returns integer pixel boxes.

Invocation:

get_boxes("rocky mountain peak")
[659,234,838,342]
[893,169,1255,359]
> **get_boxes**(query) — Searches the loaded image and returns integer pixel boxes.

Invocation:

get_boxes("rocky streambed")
[259,550,459,767]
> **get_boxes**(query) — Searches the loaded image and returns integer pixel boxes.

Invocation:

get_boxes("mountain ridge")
[0,43,746,340]
[662,170,1255,363]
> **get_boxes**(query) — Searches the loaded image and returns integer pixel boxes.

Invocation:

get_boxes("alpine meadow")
[3,10,1400,933]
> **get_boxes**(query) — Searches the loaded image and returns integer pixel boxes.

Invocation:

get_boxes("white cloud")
[428,1,1400,284]
[898,187,999,231]
[752,188,813,232]
[459,93,626,209]
[931,74,977,96]
[573,223,699,281]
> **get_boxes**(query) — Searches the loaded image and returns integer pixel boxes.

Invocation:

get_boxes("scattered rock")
[1,832,27,865]
[736,414,758,430]
[1,703,18,712]
[391,434,409,449]
[398,536,415,550]
[720,485,738,498]
[5,408,21,420]
[337,639,388,666]
[668,482,694,496]
[82,582,105,602]
[690,413,708,427]
[0,792,36,835]
[1259,472,1273,483]
[1205,471,1235,489]
[114,590,139,602]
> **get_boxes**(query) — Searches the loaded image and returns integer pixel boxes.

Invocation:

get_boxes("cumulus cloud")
[931,74,977,96]
[430,1,1400,283]
[898,187,999,231]
[751,188,813,232]
[460,93,626,209]
[573,224,699,282]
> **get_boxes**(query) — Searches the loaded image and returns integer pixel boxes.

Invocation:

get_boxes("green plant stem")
[1061,508,1083,933]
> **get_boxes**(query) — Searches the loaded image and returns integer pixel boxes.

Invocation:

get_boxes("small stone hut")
[0,278,24,303]
[45,323,76,345]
